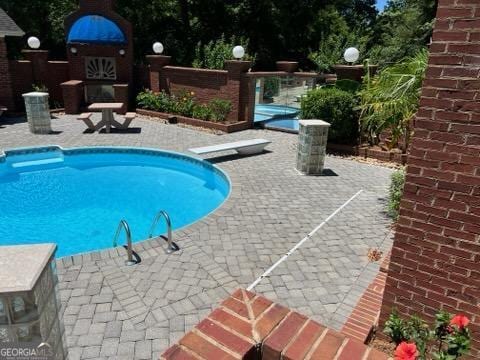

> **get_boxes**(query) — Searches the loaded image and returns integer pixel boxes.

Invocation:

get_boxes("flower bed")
[326,143,408,165]
[136,108,250,133]
[136,89,251,133]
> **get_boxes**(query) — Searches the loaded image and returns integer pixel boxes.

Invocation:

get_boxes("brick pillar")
[146,55,171,92]
[113,83,129,114]
[61,80,84,114]
[0,37,15,110]
[22,50,49,87]
[225,60,252,124]
[379,1,480,357]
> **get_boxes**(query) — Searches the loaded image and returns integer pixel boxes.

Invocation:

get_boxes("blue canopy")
[67,15,126,44]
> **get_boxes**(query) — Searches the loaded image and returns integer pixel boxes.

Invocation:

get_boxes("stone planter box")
[136,108,251,133]
[276,61,299,73]
[326,143,408,165]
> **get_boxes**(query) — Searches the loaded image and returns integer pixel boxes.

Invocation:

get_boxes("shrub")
[208,99,232,122]
[335,79,361,94]
[384,310,471,360]
[136,89,232,122]
[359,49,428,149]
[136,90,174,113]
[388,168,405,219]
[300,87,358,144]
[192,104,212,121]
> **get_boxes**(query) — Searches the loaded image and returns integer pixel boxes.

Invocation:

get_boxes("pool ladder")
[112,210,178,266]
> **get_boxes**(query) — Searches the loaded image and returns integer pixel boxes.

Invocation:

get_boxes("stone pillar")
[225,60,253,124]
[379,0,480,356]
[0,37,15,110]
[113,83,129,114]
[22,50,49,87]
[23,92,52,134]
[276,61,299,73]
[0,244,66,359]
[296,120,330,175]
[61,80,84,114]
[146,55,171,92]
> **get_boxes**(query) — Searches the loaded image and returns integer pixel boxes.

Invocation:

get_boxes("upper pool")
[0,146,230,257]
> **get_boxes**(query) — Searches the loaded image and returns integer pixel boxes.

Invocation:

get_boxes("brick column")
[0,37,15,110]
[379,1,480,356]
[225,60,252,124]
[22,50,49,87]
[61,80,84,114]
[146,55,171,92]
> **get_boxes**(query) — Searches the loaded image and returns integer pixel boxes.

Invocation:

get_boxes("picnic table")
[87,103,124,133]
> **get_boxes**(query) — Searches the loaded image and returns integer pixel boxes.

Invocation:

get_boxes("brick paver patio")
[0,114,394,359]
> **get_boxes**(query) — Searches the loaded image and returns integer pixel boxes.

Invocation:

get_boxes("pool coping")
[0,144,240,267]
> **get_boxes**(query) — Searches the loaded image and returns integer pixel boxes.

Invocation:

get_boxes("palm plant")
[358,49,428,150]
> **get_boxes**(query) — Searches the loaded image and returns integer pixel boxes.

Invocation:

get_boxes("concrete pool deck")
[0,114,394,359]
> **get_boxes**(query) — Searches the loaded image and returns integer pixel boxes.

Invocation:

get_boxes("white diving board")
[189,139,271,156]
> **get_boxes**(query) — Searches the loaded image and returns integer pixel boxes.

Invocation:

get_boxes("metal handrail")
[149,210,175,253]
[113,220,136,266]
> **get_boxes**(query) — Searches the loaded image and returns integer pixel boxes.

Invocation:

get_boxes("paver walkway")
[0,115,394,359]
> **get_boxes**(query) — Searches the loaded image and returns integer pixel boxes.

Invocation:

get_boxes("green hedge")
[300,87,359,144]
[388,169,406,220]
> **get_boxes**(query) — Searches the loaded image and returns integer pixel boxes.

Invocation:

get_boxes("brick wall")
[0,37,15,110]
[161,289,390,360]
[156,62,252,123]
[379,0,480,356]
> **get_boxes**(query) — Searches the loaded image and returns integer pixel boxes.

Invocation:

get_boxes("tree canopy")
[0,0,437,69]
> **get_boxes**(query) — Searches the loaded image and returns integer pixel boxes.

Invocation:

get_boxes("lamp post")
[153,42,164,54]
[344,47,359,64]
[232,45,245,60]
[27,36,41,49]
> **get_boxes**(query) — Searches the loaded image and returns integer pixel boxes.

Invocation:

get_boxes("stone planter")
[276,61,299,73]
[23,92,52,134]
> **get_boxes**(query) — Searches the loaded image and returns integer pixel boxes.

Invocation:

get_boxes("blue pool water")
[0,147,230,257]
[264,118,299,132]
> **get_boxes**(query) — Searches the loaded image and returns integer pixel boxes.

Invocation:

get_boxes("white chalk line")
[247,189,364,291]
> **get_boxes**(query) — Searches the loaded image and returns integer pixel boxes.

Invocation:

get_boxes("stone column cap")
[22,91,49,98]
[0,244,56,293]
[299,119,331,127]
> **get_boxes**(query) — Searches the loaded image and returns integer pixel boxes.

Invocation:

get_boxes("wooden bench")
[189,139,271,156]
[77,112,97,131]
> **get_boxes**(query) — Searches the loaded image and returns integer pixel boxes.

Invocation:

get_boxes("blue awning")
[67,15,126,45]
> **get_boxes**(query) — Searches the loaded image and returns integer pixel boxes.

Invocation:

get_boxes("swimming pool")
[0,146,230,257]
[263,118,299,133]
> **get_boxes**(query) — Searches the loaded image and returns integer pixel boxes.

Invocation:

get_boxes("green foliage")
[367,0,437,66]
[359,49,428,148]
[335,79,361,94]
[192,104,212,121]
[192,35,253,69]
[388,168,405,220]
[208,99,232,122]
[301,87,358,144]
[263,78,280,99]
[384,311,409,345]
[386,310,471,360]
[136,90,232,122]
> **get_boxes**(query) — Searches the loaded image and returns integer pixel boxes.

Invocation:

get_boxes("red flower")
[394,342,417,360]
[450,314,469,329]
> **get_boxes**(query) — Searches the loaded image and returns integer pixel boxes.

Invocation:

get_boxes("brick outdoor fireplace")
[61,0,133,114]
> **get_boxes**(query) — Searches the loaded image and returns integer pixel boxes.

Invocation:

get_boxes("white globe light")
[153,42,164,54]
[70,47,77,54]
[232,45,245,60]
[344,47,360,63]
[27,36,41,50]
